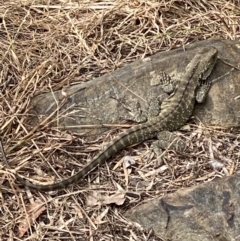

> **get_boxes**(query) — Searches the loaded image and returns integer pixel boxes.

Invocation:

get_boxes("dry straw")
[0,0,239,240]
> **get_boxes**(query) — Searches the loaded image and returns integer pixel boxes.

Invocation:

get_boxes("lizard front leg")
[118,70,177,123]
[196,80,212,103]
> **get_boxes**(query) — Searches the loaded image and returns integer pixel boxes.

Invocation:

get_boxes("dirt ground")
[0,1,240,240]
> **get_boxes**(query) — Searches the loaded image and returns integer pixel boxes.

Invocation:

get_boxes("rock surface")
[126,173,240,241]
[28,39,240,138]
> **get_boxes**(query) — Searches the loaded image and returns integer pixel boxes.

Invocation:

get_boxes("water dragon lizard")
[14,47,218,191]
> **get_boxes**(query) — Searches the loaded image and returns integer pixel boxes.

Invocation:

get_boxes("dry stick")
[1,98,67,177]
[6,98,67,154]
[0,138,10,168]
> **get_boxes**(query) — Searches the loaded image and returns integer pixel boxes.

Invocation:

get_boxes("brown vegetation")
[0,0,239,240]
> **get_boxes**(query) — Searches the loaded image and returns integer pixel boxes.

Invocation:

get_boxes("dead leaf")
[123,155,135,168]
[72,204,83,219]
[86,191,102,206]
[86,191,126,206]
[209,159,224,169]
[122,155,135,186]
[18,200,46,238]
[102,192,125,206]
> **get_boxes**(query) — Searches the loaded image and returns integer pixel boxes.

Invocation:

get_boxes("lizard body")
[15,47,218,191]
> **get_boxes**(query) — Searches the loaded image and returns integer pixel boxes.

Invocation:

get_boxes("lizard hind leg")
[152,130,185,156]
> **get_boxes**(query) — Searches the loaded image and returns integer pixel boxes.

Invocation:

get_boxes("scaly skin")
[15,47,218,191]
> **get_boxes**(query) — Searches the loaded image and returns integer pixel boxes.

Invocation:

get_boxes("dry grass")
[0,0,240,240]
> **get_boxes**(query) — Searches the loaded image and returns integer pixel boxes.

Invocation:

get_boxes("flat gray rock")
[28,39,240,138]
[126,173,240,241]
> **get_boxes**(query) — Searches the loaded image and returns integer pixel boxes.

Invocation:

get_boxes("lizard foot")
[152,130,185,156]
